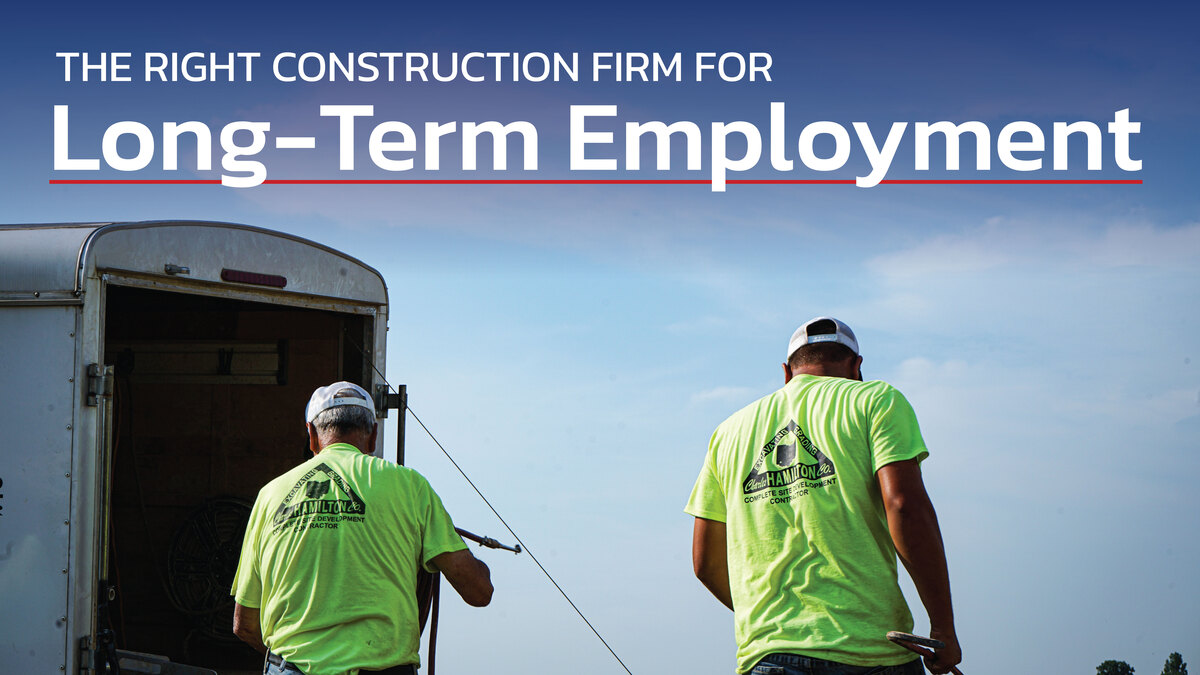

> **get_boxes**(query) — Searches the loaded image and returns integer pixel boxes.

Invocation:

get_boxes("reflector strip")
[220,268,287,288]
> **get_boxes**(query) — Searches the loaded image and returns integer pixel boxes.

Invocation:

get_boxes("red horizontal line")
[51,179,223,185]
[869,179,1142,185]
[48,178,1143,186]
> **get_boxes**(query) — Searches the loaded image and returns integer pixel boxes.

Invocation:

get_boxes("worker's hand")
[923,628,961,674]
[431,549,493,607]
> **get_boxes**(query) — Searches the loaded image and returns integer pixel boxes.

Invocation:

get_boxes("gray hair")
[311,403,376,435]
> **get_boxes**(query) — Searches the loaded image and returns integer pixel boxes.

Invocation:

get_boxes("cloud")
[868,217,1200,281]
[846,217,1200,360]
[840,215,1200,510]
[893,355,1198,431]
[1078,221,1200,267]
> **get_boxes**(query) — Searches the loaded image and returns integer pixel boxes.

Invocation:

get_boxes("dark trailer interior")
[100,286,376,673]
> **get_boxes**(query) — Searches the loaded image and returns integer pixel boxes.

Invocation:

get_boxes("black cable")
[344,327,634,675]
[407,406,634,675]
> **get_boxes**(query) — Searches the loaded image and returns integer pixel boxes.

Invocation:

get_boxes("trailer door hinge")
[86,364,114,406]
[78,635,95,674]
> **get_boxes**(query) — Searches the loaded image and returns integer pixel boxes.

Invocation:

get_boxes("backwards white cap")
[787,317,860,360]
[305,381,375,423]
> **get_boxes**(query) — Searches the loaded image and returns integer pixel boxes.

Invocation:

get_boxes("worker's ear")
[854,355,864,382]
[307,422,320,455]
[368,423,379,453]
[782,361,794,384]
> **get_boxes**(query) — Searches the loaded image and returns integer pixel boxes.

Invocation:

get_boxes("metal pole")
[396,384,407,466]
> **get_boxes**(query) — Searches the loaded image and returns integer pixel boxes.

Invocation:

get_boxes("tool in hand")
[886,631,964,675]
[456,527,521,554]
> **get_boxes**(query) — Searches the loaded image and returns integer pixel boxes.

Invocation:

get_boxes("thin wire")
[345,334,634,675]
[406,405,634,675]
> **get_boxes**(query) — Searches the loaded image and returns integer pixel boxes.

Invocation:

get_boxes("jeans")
[747,653,924,675]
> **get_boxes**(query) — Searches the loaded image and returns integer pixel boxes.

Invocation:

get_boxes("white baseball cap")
[787,317,860,360]
[305,381,376,423]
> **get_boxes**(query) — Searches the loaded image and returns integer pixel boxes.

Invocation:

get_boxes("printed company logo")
[272,463,366,532]
[306,480,331,499]
[742,420,836,495]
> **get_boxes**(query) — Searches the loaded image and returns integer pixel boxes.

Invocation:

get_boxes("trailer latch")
[375,384,409,465]
[78,630,121,674]
[86,364,114,407]
[374,384,407,419]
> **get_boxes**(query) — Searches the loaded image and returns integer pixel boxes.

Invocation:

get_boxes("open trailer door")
[0,221,389,674]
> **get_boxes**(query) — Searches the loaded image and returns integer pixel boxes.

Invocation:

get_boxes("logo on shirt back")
[742,420,836,496]
[271,463,367,532]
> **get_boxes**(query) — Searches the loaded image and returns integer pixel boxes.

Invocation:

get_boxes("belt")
[265,650,416,675]
[265,651,304,673]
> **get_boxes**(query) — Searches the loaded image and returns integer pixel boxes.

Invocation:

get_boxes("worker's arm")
[232,602,266,654]
[877,459,961,674]
[431,548,493,607]
[691,517,734,611]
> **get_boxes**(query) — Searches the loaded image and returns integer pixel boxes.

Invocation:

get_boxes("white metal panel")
[84,222,388,307]
[0,222,389,311]
[373,305,391,460]
[0,223,105,299]
[0,306,77,673]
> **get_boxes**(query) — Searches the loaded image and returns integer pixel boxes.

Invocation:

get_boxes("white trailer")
[0,221,391,674]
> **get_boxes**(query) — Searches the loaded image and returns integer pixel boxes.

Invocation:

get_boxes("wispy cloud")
[868,217,1200,281]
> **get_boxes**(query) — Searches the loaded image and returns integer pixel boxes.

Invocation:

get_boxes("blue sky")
[3,2,1198,674]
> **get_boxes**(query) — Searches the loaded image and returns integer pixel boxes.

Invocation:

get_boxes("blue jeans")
[747,653,923,675]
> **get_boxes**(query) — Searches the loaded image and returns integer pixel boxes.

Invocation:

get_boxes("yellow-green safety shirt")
[233,443,466,675]
[686,375,929,672]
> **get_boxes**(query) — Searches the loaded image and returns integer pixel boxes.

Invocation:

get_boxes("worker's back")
[689,374,928,670]
[234,443,464,675]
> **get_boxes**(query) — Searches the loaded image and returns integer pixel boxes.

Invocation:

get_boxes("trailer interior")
[101,285,375,674]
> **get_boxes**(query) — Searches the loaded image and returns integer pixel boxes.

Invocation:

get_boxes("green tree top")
[1161,652,1187,675]
[1098,660,1136,675]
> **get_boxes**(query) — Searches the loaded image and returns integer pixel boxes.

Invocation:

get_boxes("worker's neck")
[318,435,371,454]
[794,364,852,378]
[788,358,862,383]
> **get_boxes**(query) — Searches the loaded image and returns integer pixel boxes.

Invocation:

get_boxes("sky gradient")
[3,2,1197,674]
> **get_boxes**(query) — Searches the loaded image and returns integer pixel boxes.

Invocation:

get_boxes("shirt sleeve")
[417,477,469,572]
[231,493,265,608]
[684,429,728,523]
[868,384,930,472]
